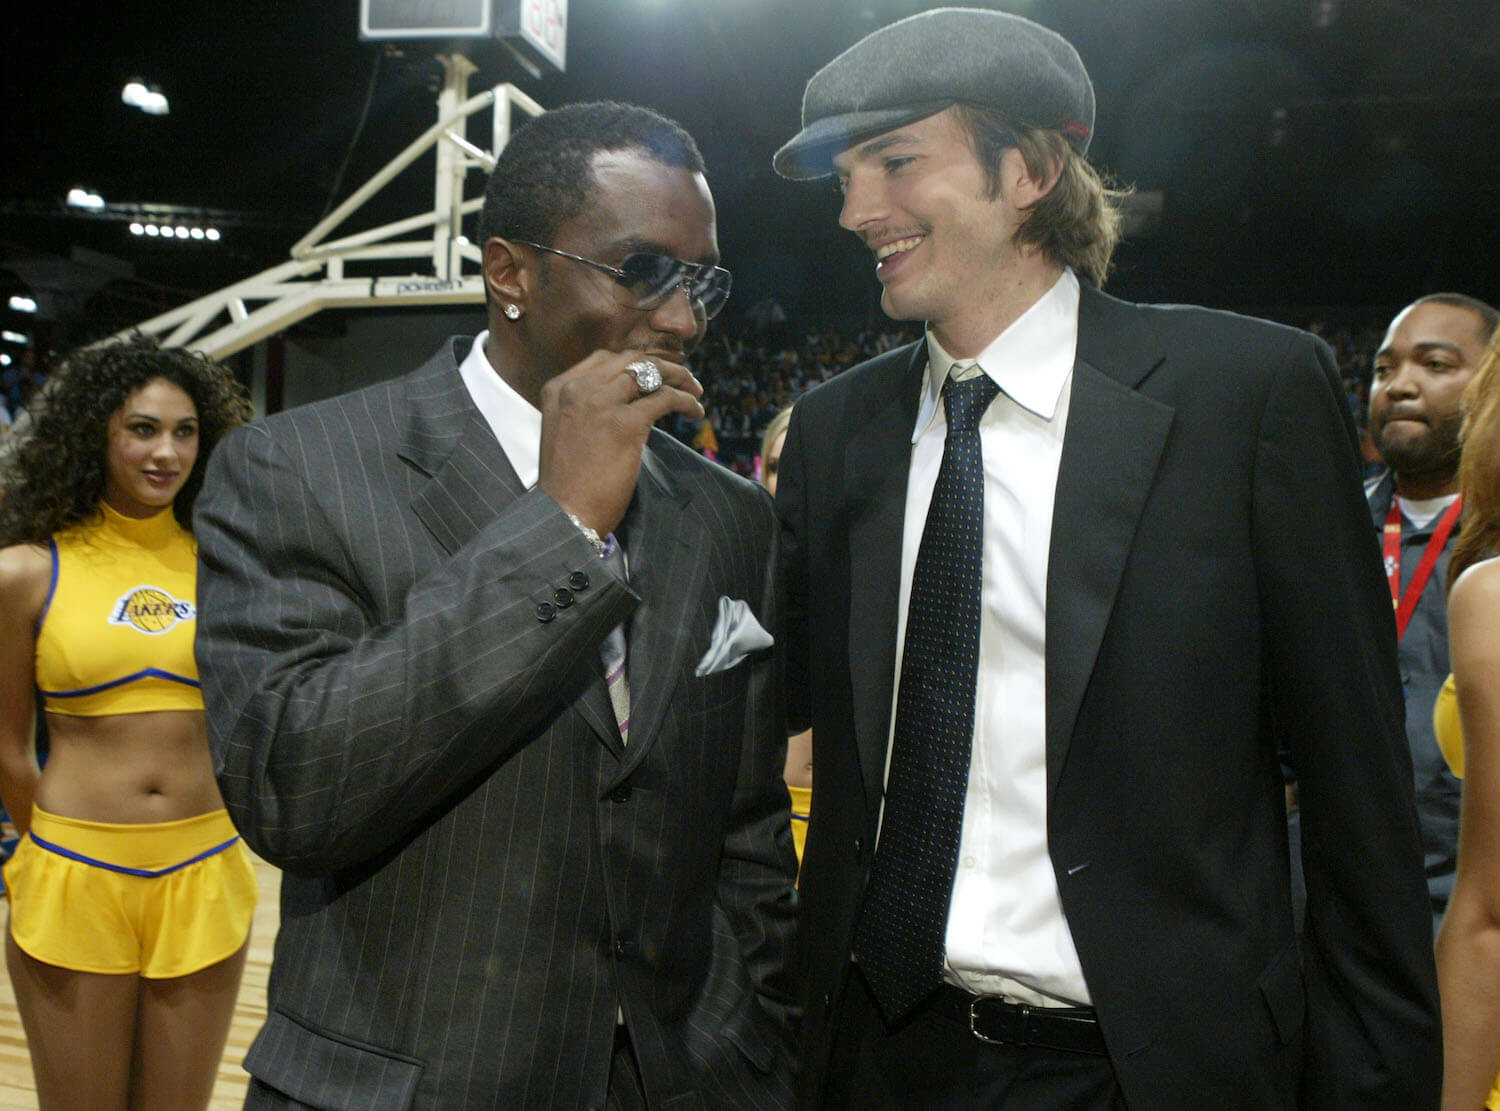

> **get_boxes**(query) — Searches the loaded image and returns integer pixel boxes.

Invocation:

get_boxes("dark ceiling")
[4,0,1500,349]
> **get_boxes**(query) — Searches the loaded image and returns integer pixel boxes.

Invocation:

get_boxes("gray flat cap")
[774,6,1094,180]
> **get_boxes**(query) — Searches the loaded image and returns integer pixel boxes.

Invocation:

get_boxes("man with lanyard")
[1366,292,1498,930]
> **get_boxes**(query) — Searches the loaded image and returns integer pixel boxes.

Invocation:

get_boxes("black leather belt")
[926,984,1107,1055]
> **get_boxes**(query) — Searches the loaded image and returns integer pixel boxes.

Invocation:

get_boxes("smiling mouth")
[873,235,924,274]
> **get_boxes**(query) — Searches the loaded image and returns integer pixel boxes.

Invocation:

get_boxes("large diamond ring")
[627,359,663,396]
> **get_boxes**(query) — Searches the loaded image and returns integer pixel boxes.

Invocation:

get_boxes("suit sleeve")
[1250,332,1442,1109]
[194,422,636,874]
[716,488,801,1047]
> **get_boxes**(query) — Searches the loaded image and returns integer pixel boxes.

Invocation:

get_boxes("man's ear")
[1004,141,1065,209]
[483,237,529,308]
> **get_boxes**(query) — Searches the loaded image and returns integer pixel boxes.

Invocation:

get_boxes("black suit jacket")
[778,286,1441,1110]
[195,339,799,1110]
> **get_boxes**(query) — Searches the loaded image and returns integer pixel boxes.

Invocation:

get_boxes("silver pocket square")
[695,596,774,677]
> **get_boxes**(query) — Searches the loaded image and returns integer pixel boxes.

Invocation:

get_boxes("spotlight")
[206,228,221,241]
[66,187,106,210]
[2,330,30,345]
[0,354,10,366]
[174,226,190,238]
[130,222,145,235]
[190,227,204,239]
[122,81,169,116]
[145,224,160,236]
[8,295,37,314]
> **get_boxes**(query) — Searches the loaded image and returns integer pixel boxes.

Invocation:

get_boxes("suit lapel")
[846,344,926,808]
[397,341,623,755]
[1045,287,1173,798]
[399,341,526,557]
[608,438,705,782]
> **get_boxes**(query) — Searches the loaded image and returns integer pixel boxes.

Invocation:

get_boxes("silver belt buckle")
[968,995,1023,1045]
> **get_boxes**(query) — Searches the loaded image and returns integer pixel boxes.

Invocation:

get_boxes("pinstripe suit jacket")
[194,338,799,1111]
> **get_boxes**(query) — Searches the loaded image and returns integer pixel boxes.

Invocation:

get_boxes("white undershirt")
[1399,491,1460,530]
[889,268,1090,1006]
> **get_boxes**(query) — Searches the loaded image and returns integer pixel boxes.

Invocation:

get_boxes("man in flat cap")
[773,8,1440,1109]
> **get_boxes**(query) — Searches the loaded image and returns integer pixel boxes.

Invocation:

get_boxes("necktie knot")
[942,370,999,436]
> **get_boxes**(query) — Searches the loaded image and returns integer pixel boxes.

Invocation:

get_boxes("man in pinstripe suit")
[194,102,799,1110]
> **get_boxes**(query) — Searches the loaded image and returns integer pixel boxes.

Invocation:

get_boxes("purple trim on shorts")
[27,832,240,878]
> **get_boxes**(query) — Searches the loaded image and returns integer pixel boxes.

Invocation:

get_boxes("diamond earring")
[503,303,521,321]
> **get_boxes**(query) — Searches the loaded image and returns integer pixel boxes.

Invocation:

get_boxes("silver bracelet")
[564,511,606,553]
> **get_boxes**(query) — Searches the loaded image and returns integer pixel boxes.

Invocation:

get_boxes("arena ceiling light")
[129,220,222,243]
[122,80,170,116]
[8,295,37,313]
[66,187,105,210]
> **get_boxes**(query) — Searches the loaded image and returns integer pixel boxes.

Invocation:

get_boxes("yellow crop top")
[34,502,203,716]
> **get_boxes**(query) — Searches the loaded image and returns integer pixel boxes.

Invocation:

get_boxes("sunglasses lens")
[618,254,732,319]
[618,254,685,306]
[693,270,731,319]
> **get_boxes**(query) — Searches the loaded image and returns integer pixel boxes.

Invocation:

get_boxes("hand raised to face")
[537,349,704,537]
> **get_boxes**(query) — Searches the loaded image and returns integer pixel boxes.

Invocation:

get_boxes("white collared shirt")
[888,267,1090,1006]
[458,331,542,486]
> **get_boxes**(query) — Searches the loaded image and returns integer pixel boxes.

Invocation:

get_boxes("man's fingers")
[633,383,706,424]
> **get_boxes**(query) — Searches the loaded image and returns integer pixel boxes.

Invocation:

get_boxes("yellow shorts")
[788,783,811,875]
[3,806,257,979]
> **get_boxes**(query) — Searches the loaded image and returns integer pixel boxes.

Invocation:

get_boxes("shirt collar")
[458,331,542,488]
[914,267,1080,442]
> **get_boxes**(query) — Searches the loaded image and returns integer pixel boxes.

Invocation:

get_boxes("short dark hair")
[950,104,1129,288]
[0,333,251,544]
[477,101,705,248]
[1410,292,1500,342]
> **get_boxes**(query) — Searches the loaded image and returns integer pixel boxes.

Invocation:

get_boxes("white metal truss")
[121,58,544,358]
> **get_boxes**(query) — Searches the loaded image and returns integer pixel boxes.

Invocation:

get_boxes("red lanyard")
[1383,494,1463,640]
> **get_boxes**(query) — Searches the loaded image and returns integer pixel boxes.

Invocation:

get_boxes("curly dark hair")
[0,334,252,545]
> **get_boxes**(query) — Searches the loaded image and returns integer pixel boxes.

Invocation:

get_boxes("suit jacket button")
[853,837,863,858]
[569,570,590,591]
[823,991,834,1011]
[614,936,632,958]
[610,786,633,803]
[534,601,556,622]
[553,587,575,608]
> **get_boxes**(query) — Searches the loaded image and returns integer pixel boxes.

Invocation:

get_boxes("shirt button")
[569,570,590,591]
[614,937,632,958]
[534,601,556,623]
[963,855,977,869]
[610,786,633,803]
[552,587,574,608]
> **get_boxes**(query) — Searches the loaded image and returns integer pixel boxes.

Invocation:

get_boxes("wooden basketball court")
[0,853,282,1110]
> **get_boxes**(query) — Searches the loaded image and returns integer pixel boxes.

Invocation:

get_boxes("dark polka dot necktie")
[854,367,999,1024]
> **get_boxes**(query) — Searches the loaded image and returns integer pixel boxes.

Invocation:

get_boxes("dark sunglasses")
[516,241,732,320]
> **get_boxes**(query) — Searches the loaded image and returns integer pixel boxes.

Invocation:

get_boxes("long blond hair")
[1450,328,1500,589]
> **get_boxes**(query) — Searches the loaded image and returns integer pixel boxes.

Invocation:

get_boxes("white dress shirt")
[888,268,1091,1006]
[458,332,542,487]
